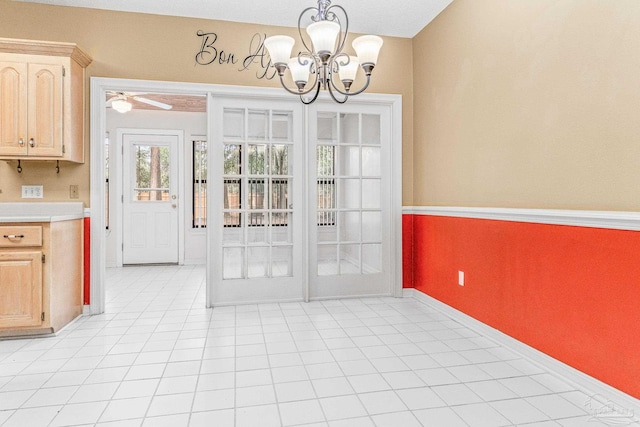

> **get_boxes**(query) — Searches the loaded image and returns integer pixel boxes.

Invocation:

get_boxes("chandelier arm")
[327,80,349,104]
[301,81,322,105]
[298,6,319,53]
[326,4,349,56]
[278,73,319,96]
[328,71,372,97]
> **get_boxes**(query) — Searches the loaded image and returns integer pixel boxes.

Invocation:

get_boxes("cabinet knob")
[18,138,24,146]
[29,138,35,148]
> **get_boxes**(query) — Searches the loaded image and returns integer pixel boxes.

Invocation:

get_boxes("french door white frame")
[115,128,184,267]
[90,77,402,314]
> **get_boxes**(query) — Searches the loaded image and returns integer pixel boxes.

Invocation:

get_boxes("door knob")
[29,138,35,148]
[171,204,177,208]
[18,138,24,146]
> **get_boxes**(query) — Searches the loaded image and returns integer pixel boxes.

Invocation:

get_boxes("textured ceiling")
[14,0,453,38]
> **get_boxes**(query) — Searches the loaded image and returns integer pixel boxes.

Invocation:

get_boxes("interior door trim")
[90,77,402,314]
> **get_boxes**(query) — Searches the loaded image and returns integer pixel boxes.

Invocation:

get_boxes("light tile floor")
[0,265,638,426]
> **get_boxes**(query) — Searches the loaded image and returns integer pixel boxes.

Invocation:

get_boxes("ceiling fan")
[106,91,173,113]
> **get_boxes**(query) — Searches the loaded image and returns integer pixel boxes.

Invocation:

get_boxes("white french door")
[210,97,304,304]
[208,93,399,306]
[308,102,392,299]
[122,132,180,264]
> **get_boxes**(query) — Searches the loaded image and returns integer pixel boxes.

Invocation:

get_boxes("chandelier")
[264,0,383,104]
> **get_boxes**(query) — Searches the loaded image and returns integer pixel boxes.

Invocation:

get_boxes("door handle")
[171,204,177,208]
[29,138,35,148]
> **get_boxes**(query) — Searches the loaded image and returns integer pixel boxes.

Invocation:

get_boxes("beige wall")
[0,0,414,206]
[413,0,640,211]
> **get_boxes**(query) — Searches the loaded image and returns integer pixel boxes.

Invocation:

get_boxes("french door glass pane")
[362,179,381,209]
[338,146,360,176]
[317,113,337,141]
[248,145,267,174]
[318,244,338,276]
[362,114,381,145]
[271,145,290,174]
[339,179,361,209]
[224,145,242,175]
[248,246,269,278]
[248,110,268,140]
[362,147,381,176]
[272,214,292,243]
[362,244,382,273]
[223,247,243,279]
[362,212,382,242]
[224,109,244,139]
[340,244,360,274]
[272,111,293,141]
[272,246,293,277]
[339,211,360,242]
[340,113,359,144]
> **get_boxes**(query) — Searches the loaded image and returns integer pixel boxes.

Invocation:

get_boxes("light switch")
[22,185,43,199]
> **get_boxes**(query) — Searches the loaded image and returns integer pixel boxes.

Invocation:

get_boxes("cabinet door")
[27,63,63,157]
[0,61,28,156]
[0,251,43,328]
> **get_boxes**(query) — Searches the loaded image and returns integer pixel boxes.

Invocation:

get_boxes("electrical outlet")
[458,271,465,286]
[70,185,79,199]
[22,185,43,199]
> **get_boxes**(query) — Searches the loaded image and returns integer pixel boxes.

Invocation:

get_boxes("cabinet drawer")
[0,226,43,247]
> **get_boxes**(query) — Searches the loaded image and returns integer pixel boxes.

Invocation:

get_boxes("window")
[193,139,207,228]
[317,145,336,226]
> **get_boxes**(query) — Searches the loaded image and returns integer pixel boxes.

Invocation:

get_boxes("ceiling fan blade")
[132,96,173,110]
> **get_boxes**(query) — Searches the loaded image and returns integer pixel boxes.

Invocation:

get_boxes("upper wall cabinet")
[0,38,92,163]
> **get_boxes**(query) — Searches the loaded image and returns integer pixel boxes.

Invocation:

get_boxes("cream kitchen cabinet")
[0,219,83,337]
[0,38,92,163]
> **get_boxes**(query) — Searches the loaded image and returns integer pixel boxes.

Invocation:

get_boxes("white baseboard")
[404,288,640,419]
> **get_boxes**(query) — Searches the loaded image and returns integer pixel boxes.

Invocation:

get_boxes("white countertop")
[0,202,84,223]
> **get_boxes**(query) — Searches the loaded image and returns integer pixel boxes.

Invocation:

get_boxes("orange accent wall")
[83,217,90,305]
[406,214,640,399]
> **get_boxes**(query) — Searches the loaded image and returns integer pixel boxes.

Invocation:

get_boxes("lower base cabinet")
[0,219,83,337]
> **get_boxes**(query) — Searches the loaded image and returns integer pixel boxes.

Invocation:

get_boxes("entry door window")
[133,144,171,201]
[221,108,295,280]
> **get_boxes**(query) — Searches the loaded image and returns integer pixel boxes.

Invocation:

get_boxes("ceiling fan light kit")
[264,0,383,104]
[106,92,173,113]
[111,98,132,113]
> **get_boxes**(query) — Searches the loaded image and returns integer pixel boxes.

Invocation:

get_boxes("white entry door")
[209,97,304,305]
[122,132,180,264]
[308,102,393,299]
